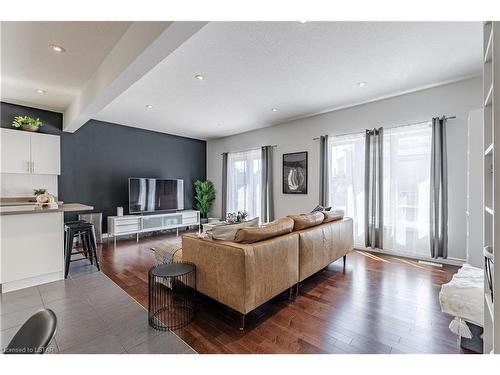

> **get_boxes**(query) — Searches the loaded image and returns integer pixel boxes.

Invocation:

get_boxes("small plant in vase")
[12,116,43,132]
[34,188,47,196]
[194,179,216,223]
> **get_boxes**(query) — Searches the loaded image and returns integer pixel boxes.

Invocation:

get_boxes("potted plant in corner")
[12,116,43,132]
[194,179,216,224]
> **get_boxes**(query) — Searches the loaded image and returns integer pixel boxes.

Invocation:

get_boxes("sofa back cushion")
[322,209,345,223]
[288,212,324,231]
[234,217,294,244]
[211,217,259,240]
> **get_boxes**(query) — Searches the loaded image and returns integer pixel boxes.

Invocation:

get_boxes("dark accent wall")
[1,102,207,232]
[1,102,63,134]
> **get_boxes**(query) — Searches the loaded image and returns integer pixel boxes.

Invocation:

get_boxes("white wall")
[207,77,483,261]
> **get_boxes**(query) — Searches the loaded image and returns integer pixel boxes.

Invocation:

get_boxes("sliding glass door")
[328,133,366,246]
[328,122,433,258]
[226,149,262,219]
[382,122,432,257]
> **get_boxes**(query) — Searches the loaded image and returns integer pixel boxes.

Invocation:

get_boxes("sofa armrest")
[182,233,298,314]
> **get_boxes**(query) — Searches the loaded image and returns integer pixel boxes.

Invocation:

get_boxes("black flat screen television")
[129,178,184,214]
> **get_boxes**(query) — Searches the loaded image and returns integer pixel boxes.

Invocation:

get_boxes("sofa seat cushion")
[322,209,345,223]
[288,212,324,231]
[211,217,259,240]
[234,217,294,244]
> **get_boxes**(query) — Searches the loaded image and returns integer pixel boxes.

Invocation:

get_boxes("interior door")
[0,128,31,173]
[30,133,61,175]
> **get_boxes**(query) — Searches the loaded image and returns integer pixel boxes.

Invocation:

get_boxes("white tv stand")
[107,210,200,247]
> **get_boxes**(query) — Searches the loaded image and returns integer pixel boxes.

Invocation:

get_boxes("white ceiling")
[95,21,482,140]
[0,22,482,139]
[1,21,131,111]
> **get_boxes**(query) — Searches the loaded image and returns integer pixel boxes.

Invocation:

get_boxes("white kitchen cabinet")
[1,211,64,292]
[1,128,31,173]
[0,128,60,175]
[30,132,61,174]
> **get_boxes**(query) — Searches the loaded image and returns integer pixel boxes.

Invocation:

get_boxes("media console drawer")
[182,211,198,218]
[115,222,142,233]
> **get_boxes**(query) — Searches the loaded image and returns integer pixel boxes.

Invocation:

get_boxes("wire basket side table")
[148,262,196,330]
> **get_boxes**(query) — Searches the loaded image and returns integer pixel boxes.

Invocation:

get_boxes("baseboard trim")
[418,260,443,267]
[354,246,466,267]
[1,271,64,293]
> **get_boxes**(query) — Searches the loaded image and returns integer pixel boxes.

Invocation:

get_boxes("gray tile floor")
[0,262,195,354]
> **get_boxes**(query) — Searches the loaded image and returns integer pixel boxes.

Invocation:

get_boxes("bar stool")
[64,220,100,278]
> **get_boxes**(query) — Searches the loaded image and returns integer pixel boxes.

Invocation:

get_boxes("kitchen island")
[0,201,93,293]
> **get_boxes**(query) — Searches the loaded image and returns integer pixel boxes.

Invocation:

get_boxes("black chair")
[64,220,100,278]
[4,309,57,354]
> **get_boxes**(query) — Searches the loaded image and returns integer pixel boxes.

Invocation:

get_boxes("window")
[328,133,366,246]
[227,149,262,219]
[383,122,432,257]
[328,122,433,258]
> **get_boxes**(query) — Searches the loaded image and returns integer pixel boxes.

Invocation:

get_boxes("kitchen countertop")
[0,203,94,216]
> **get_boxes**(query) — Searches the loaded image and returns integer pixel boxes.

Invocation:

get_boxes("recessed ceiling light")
[271,108,278,112]
[36,89,46,94]
[299,20,309,24]
[145,104,154,109]
[195,74,204,80]
[357,81,367,87]
[49,44,66,53]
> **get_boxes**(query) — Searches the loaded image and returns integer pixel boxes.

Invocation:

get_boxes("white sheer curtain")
[383,122,432,257]
[328,133,366,246]
[227,149,262,219]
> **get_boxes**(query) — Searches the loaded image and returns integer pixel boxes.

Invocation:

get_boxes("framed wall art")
[282,151,308,194]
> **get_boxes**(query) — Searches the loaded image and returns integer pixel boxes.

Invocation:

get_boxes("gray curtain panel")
[221,152,228,220]
[319,135,329,206]
[430,117,448,259]
[261,145,275,223]
[364,127,384,249]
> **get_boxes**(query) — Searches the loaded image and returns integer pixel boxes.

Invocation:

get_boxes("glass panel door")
[226,149,262,219]
[382,122,432,258]
[329,133,366,246]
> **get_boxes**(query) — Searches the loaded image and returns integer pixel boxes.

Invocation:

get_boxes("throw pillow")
[288,212,324,231]
[234,217,294,244]
[311,205,332,212]
[322,209,345,223]
[211,217,259,240]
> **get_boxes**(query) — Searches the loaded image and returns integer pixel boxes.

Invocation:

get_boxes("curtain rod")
[312,115,456,140]
[221,144,277,155]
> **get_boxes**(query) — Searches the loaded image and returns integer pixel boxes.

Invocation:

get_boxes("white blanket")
[439,264,484,337]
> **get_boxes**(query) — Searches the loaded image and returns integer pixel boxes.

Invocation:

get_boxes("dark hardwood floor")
[98,229,472,354]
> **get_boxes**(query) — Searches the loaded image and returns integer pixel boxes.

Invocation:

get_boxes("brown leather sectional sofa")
[181,217,353,329]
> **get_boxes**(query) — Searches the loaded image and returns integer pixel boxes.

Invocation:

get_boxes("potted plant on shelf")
[194,179,216,223]
[12,116,43,132]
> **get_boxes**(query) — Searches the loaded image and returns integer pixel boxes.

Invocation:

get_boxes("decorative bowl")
[21,123,41,132]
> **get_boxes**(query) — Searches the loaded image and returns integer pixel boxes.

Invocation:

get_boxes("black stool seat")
[64,219,100,278]
[5,309,57,354]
